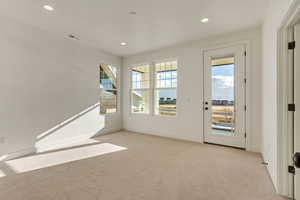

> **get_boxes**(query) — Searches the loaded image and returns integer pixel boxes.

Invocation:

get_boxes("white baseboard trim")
[123,128,203,143]
[93,127,123,137]
[36,128,123,152]
[3,128,123,161]
[35,135,95,152]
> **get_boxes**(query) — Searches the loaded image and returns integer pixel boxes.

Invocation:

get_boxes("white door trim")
[201,40,251,150]
[203,45,246,148]
[277,0,300,197]
[294,23,300,200]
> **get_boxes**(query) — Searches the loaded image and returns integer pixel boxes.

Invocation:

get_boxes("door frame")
[277,0,300,198]
[202,40,251,150]
[203,45,246,148]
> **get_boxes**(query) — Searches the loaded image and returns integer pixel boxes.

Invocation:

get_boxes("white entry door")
[294,23,300,200]
[203,45,246,148]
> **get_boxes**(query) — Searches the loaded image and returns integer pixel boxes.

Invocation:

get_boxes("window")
[131,64,150,114]
[99,64,118,114]
[130,60,177,116]
[154,61,177,116]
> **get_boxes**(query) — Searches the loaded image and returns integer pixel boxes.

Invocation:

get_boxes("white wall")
[0,16,122,156]
[123,27,262,152]
[262,0,294,190]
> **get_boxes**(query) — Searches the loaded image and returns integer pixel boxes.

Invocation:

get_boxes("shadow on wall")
[0,102,128,178]
[35,103,105,153]
[2,103,108,161]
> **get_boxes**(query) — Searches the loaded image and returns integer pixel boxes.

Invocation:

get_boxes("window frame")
[129,63,152,115]
[99,64,119,115]
[129,59,178,117]
[153,59,178,117]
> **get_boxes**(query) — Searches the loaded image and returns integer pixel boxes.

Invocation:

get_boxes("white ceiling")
[0,0,269,57]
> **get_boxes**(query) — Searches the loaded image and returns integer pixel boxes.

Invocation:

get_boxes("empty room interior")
[1,0,300,199]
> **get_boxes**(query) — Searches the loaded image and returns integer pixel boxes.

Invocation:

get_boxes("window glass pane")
[166,71,171,79]
[100,90,117,114]
[131,65,150,89]
[155,89,176,116]
[132,82,137,89]
[160,80,165,88]
[131,90,150,114]
[100,64,117,89]
[166,79,171,88]
[211,57,235,135]
[171,71,177,79]
[171,79,177,88]
[155,61,177,88]
[160,72,166,80]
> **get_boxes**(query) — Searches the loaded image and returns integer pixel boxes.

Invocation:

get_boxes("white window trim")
[153,60,178,117]
[201,40,251,150]
[129,59,178,117]
[130,64,152,115]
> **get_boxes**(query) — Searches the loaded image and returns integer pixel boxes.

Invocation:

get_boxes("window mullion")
[155,87,175,90]
[130,64,151,114]
[153,60,177,116]
[150,61,155,115]
[130,61,177,116]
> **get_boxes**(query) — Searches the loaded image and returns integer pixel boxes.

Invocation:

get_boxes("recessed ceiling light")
[120,42,127,46]
[43,5,54,11]
[201,18,209,23]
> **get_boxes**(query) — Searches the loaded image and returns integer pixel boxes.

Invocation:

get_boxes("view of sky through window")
[212,64,234,101]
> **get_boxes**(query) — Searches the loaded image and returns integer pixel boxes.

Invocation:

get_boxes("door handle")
[205,107,209,110]
[293,152,300,168]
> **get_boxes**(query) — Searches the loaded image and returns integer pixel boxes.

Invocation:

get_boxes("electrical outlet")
[0,137,5,144]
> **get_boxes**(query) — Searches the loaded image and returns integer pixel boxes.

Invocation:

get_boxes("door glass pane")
[211,57,235,135]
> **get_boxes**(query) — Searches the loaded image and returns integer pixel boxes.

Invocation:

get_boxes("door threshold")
[204,142,246,150]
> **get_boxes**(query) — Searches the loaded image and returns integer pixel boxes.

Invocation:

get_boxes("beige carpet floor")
[0,131,287,200]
